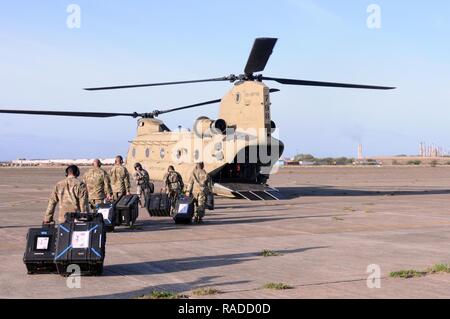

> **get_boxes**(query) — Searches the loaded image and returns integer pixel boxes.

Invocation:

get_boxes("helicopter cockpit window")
[145,148,150,158]
[160,148,165,159]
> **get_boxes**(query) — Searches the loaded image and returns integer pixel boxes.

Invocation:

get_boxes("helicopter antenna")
[84,37,395,91]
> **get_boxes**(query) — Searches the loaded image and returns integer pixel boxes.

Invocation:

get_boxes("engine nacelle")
[194,116,227,137]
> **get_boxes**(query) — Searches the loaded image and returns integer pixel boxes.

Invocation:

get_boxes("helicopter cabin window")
[160,148,165,159]
[145,148,150,158]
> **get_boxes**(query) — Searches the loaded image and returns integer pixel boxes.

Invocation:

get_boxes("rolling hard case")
[115,194,139,227]
[95,202,116,232]
[147,193,171,217]
[23,224,57,274]
[54,213,106,276]
[206,192,214,210]
[173,196,194,224]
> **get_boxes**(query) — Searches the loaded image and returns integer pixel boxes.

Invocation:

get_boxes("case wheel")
[94,264,104,276]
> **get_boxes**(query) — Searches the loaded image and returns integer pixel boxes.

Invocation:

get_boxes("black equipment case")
[173,196,194,224]
[115,194,139,227]
[95,202,115,232]
[54,213,106,276]
[23,224,57,274]
[206,192,214,210]
[147,193,171,217]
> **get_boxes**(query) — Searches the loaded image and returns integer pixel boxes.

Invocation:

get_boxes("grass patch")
[192,287,222,296]
[389,270,427,279]
[427,264,450,274]
[135,290,187,299]
[263,282,293,290]
[261,249,282,257]
[390,264,450,279]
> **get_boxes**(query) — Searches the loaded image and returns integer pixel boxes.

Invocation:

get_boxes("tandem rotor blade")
[261,77,395,90]
[244,38,278,75]
[0,98,223,119]
[155,99,222,116]
[84,77,230,91]
[0,109,137,118]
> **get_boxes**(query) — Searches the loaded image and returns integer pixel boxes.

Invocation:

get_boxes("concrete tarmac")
[1,166,450,298]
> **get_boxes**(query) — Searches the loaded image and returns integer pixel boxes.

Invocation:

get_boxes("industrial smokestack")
[357,144,363,160]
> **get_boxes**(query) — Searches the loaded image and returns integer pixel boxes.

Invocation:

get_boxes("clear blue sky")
[1,0,449,160]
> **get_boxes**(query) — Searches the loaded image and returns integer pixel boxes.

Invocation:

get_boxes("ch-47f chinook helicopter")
[0,38,394,200]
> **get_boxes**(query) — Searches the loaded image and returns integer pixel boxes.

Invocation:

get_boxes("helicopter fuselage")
[126,81,284,197]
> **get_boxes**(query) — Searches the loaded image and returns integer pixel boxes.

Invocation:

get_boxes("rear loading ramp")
[213,183,285,201]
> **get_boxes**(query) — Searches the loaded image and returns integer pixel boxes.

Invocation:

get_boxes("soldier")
[109,155,131,201]
[186,162,212,223]
[163,165,184,215]
[43,165,89,224]
[133,162,153,208]
[82,159,112,209]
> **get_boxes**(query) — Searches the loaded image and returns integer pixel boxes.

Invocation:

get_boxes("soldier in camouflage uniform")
[109,155,131,201]
[186,162,212,223]
[133,162,153,208]
[82,159,112,209]
[43,165,89,224]
[163,165,184,215]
